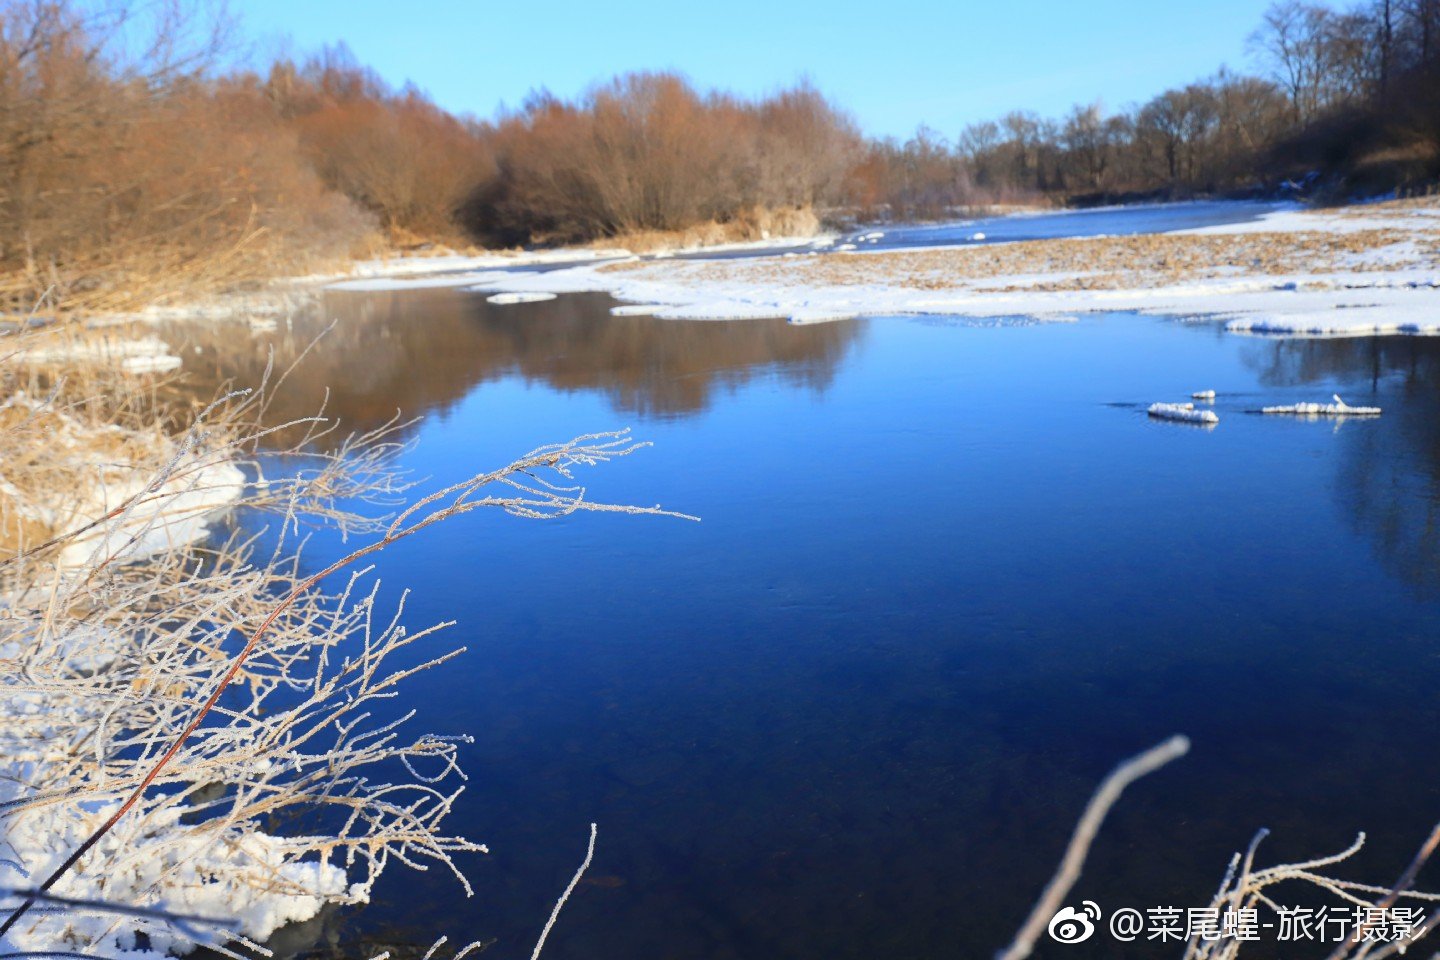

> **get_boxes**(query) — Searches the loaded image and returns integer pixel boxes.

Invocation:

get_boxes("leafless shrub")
[0,1,379,314]
[0,344,690,957]
[267,44,495,246]
[463,71,860,245]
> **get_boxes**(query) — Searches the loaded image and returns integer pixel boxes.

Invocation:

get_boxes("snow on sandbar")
[453,262,1440,331]
[1173,202,1437,238]
[320,200,1439,336]
[1224,300,1440,337]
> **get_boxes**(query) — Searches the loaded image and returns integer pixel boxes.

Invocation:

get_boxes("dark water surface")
[166,288,1440,960]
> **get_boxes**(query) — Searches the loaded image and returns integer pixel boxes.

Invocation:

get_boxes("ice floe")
[1148,402,1219,424]
[1262,394,1382,416]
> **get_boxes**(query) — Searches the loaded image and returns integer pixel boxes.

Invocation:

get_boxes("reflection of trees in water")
[159,288,864,443]
[1244,336,1440,596]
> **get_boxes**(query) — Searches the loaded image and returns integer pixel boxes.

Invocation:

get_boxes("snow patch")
[0,621,347,959]
[18,336,184,374]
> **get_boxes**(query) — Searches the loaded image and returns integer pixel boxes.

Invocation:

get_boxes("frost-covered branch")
[0,349,688,957]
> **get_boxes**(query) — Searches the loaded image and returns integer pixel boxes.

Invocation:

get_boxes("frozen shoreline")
[326,199,1440,337]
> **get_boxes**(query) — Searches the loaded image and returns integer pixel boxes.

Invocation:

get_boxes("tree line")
[0,0,1436,311]
[866,0,1440,213]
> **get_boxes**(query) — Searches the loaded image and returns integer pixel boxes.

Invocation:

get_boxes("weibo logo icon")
[1048,901,1101,944]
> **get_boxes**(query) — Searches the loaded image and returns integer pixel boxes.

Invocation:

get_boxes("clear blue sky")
[236,0,1279,140]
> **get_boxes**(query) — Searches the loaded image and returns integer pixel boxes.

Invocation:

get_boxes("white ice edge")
[309,232,835,290]
[437,258,1440,334]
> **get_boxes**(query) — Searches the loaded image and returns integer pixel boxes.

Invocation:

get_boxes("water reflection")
[1244,336,1440,596]
[158,288,864,444]
[175,305,1440,960]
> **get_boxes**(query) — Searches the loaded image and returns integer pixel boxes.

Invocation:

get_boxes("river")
[160,204,1440,960]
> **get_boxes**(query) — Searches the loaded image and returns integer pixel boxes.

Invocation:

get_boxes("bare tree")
[1249,1,1339,124]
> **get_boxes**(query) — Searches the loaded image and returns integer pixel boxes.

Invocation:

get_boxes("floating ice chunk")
[487,292,558,305]
[1192,389,1216,400]
[1148,402,1219,424]
[1262,394,1381,416]
[971,232,987,241]
[837,243,857,251]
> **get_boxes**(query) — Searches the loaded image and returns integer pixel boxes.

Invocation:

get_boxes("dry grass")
[600,197,1440,294]
[596,205,823,253]
[0,230,352,318]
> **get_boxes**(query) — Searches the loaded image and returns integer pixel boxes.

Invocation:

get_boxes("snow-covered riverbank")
[398,199,1440,337]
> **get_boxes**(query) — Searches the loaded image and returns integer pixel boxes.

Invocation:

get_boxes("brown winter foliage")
[0,1,861,312]
[462,73,860,245]
[1,0,1437,315]
[266,45,496,245]
[0,2,382,314]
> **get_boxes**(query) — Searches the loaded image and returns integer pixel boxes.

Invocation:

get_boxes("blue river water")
[837,199,1284,251]
[161,214,1440,960]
